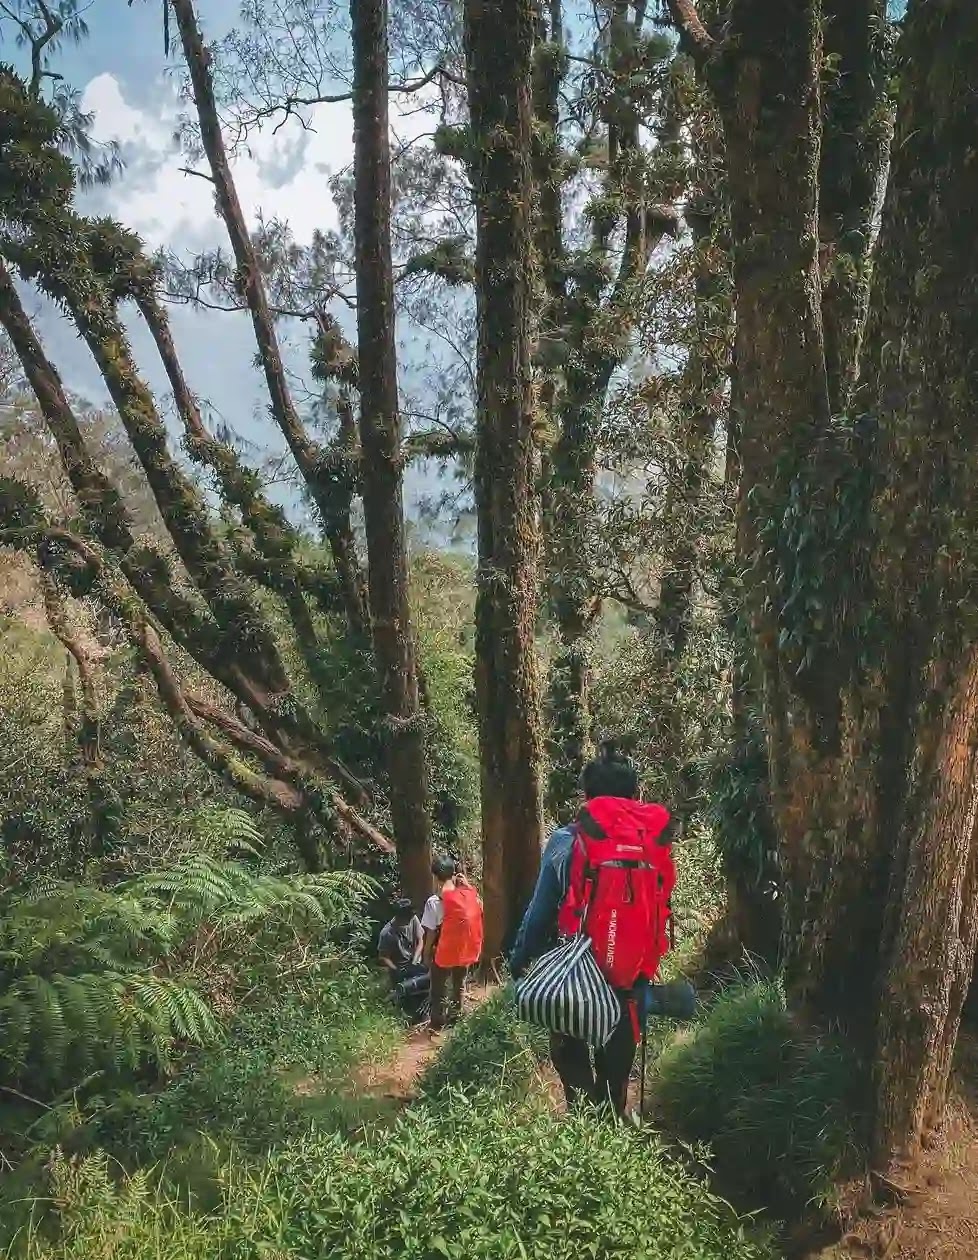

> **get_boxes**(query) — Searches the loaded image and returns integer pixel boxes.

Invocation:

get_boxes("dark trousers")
[430,964,467,1030]
[390,963,430,1018]
[550,1000,638,1117]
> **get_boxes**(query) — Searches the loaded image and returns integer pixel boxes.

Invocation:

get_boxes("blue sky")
[2,1,450,530]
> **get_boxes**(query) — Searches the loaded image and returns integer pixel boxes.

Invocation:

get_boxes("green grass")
[6,1097,776,1260]
[88,961,403,1169]
[648,977,864,1215]
[418,986,549,1102]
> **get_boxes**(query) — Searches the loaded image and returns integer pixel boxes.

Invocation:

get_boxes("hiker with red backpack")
[510,742,691,1116]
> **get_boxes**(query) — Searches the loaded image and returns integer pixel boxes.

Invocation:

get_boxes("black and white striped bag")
[514,935,621,1047]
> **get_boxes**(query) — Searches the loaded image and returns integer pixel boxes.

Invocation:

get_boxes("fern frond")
[193,805,265,856]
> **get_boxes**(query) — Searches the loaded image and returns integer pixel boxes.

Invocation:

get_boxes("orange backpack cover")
[435,883,484,968]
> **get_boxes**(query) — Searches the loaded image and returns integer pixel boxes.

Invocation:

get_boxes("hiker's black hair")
[580,739,639,800]
[431,853,457,882]
[392,896,414,922]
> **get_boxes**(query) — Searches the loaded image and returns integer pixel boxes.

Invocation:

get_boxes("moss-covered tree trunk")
[350,0,432,907]
[671,0,893,973]
[859,0,978,1161]
[542,6,678,816]
[819,0,892,414]
[464,0,544,958]
[668,0,978,1161]
[706,3,846,993]
[170,0,370,637]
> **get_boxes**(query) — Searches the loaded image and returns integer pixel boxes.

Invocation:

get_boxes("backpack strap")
[572,826,600,935]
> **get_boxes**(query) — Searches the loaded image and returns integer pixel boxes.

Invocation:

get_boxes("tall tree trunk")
[541,4,679,815]
[708,3,841,990]
[654,206,730,666]
[464,0,544,958]
[860,0,978,1161]
[668,0,978,1161]
[350,0,432,907]
[669,0,895,972]
[668,0,851,995]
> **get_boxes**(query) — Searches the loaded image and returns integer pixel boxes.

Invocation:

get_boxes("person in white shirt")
[420,855,453,963]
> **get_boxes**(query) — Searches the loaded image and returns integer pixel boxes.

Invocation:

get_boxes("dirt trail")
[353,982,497,1104]
[815,1037,978,1260]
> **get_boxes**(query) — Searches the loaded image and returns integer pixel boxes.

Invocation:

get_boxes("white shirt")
[421,893,444,932]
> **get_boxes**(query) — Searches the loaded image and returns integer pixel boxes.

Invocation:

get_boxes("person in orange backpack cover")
[421,853,484,1031]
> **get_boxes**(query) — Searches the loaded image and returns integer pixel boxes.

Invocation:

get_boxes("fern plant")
[0,810,376,1095]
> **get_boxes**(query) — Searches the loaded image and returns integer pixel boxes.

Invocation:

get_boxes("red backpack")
[556,796,675,991]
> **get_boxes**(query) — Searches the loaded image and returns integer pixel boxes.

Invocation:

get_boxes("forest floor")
[350,996,978,1260]
[814,1035,978,1260]
[348,980,498,1105]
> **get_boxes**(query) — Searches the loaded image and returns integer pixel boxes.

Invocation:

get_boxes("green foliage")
[649,979,864,1214]
[92,964,402,1164]
[419,988,547,1101]
[411,551,480,856]
[710,712,778,891]
[762,415,876,688]
[590,611,730,928]
[0,812,375,1095]
[0,619,260,878]
[12,1098,774,1260]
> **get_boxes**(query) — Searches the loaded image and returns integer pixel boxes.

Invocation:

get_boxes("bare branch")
[178,166,215,184]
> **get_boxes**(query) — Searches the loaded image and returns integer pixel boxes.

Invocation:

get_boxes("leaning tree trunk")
[350,0,432,907]
[464,0,544,958]
[170,0,370,637]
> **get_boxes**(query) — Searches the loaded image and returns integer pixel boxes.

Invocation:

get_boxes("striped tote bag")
[514,935,621,1047]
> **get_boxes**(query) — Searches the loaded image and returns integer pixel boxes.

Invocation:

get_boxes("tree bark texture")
[668,0,978,1161]
[705,2,848,990]
[350,0,432,908]
[859,0,978,1161]
[464,0,545,958]
[0,258,133,552]
[818,0,892,415]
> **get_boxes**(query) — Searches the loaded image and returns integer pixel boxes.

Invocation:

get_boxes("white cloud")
[79,71,356,249]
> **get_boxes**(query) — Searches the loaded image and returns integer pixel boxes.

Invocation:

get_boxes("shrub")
[0,823,375,1096]
[12,1098,775,1260]
[650,978,864,1214]
[91,963,402,1164]
[419,987,548,1101]
[0,620,242,879]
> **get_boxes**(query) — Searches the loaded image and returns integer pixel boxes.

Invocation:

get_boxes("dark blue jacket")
[508,825,575,979]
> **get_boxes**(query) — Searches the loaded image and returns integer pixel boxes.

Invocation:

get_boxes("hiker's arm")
[422,927,438,966]
[378,954,398,973]
[508,843,566,978]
